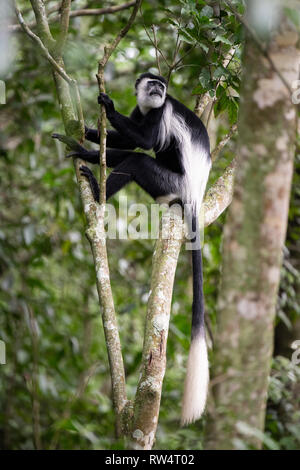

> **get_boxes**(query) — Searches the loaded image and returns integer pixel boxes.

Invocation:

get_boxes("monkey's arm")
[51,134,100,163]
[85,126,137,150]
[52,133,135,166]
[99,93,159,150]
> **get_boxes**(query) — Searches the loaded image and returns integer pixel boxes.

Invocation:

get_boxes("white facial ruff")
[137,78,166,115]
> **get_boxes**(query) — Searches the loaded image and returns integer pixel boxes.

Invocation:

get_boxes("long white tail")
[181,331,209,426]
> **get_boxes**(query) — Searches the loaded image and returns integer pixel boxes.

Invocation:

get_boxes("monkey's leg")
[80,151,139,202]
[106,153,182,200]
[80,152,182,203]
[80,166,100,202]
[79,150,144,202]
[71,148,134,166]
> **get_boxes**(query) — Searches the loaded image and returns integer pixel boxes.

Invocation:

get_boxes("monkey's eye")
[148,80,164,90]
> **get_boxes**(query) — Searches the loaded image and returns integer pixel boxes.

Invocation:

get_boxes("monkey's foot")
[80,165,100,203]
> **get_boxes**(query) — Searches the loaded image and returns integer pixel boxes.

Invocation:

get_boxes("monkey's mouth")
[150,91,162,97]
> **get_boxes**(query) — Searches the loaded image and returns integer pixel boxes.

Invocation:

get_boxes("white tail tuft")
[181,333,209,426]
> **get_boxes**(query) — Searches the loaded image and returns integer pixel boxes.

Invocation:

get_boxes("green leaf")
[228,97,239,124]
[166,18,180,28]
[199,67,211,89]
[214,93,228,118]
[198,42,209,53]
[213,65,230,80]
[214,34,233,45]
[179,29,196,44]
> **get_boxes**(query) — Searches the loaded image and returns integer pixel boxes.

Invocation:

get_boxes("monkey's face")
[136,78,166,114]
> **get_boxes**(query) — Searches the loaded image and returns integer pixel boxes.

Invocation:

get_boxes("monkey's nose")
[150,88,162,97]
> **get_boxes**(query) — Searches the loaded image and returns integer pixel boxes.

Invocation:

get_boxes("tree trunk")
[205,5,298,450]
[130,209,184,450]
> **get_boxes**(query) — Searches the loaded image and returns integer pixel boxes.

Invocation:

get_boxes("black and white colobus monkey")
[53,72,211,425]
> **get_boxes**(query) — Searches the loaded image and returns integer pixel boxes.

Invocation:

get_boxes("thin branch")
[211,123,238,161]
[97,0,143,203]
[172,44,196,70]
[167,22,184,80]
[166,39,193,84]
[71,84,85,139]
[29,0,55,45]
[139,7,170,68]
[15,6,84,133]
[67,2,136,18]
[9,2,136,32]
[56,0,71,55]
[140,13,194,83]
[151,25,161,75]
[15,7,72,84]
[143,24,170,67]
[194,92,211,118]
[93,0,143,434]
[100,0,142,67]
[205,96,217,128]
[203,158,237,227]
